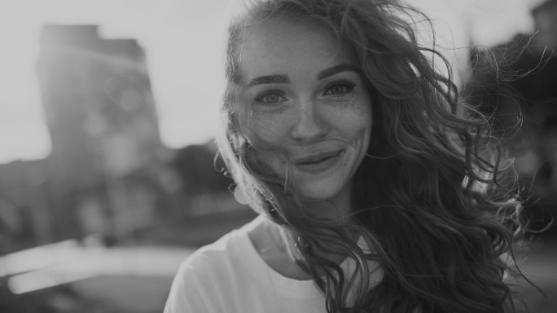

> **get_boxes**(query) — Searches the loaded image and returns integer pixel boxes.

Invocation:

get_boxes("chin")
[296,181,347,203]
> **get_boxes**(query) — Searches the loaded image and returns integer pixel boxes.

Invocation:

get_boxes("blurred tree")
[170,142,232,197]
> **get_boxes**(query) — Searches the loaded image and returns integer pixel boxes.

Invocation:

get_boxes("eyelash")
[254,90,286,105]
[324,81,355,96]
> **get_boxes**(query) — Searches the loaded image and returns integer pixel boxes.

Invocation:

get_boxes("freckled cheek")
[248,115,291,176]
[334,106,372,140]
[249,113,291,145]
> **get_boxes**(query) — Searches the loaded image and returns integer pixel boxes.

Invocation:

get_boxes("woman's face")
[239,19,372,204]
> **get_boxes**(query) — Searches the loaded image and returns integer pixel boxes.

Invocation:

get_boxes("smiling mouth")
[293,150,343,173]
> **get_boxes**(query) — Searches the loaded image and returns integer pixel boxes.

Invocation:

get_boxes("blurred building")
[0,25,177,252]
[34,24,172,243]
[36,25,169,239]
[37,25,165,184]
[0,25,247,253]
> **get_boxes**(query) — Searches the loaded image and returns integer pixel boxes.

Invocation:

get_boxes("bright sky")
[0,0,541,165]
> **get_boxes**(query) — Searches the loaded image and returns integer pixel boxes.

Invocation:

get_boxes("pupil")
[266,95,279,103]
[332,86,343,94]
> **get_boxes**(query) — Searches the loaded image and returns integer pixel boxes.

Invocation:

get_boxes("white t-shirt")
[163,215,327,313]
[164,215,383,313]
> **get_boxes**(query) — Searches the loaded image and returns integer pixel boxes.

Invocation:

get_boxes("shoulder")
[172,221,253,287]
[164,216,263,313]
[178,225,248,279]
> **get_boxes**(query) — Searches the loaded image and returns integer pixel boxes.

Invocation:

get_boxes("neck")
[248,183,358,280]
[283,182,359,270]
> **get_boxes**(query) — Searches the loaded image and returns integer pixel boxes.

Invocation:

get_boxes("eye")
[324,81,355,96]
[255,91,287,105]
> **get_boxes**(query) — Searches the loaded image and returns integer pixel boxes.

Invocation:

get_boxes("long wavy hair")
[217,0,525,312]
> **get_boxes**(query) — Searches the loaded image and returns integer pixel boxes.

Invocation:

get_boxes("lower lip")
[294,152,342,174]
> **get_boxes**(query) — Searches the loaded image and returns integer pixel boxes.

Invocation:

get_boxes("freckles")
[332,100,371,126]
[252,115,287,144]
[351,94,372,116]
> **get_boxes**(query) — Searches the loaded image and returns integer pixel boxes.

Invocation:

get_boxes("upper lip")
[293,150,342,165]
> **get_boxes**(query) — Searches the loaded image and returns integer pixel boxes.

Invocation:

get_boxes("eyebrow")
[246,75,290,87]
[246,63,360,88]
[317,63,360,80]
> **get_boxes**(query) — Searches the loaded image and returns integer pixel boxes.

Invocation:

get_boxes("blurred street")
[69,227,557,313]
[1,211,257,313]
[1,212,555,313]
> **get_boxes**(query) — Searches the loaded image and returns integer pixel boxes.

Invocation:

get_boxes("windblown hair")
[218,0,525,312]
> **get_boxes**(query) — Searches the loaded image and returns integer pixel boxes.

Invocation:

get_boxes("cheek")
[335,99,373,139]
[249,112,289,145]
[360,106,373,137]
[247,115,289,169]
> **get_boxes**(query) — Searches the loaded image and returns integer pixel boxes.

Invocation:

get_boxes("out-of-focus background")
[0,0,555,312]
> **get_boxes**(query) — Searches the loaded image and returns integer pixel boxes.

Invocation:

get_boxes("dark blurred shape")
[0,162,44,251]
[465,0,557,233]
[531,0,557,51]
[168,141,245,215]
[170,142,231,195]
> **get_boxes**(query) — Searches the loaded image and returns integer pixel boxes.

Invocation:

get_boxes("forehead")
[238,19,357,81]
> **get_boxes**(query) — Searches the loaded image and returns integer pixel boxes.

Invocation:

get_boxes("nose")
[290,98,329,143]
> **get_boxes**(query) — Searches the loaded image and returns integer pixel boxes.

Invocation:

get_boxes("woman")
[165,0,524,312]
